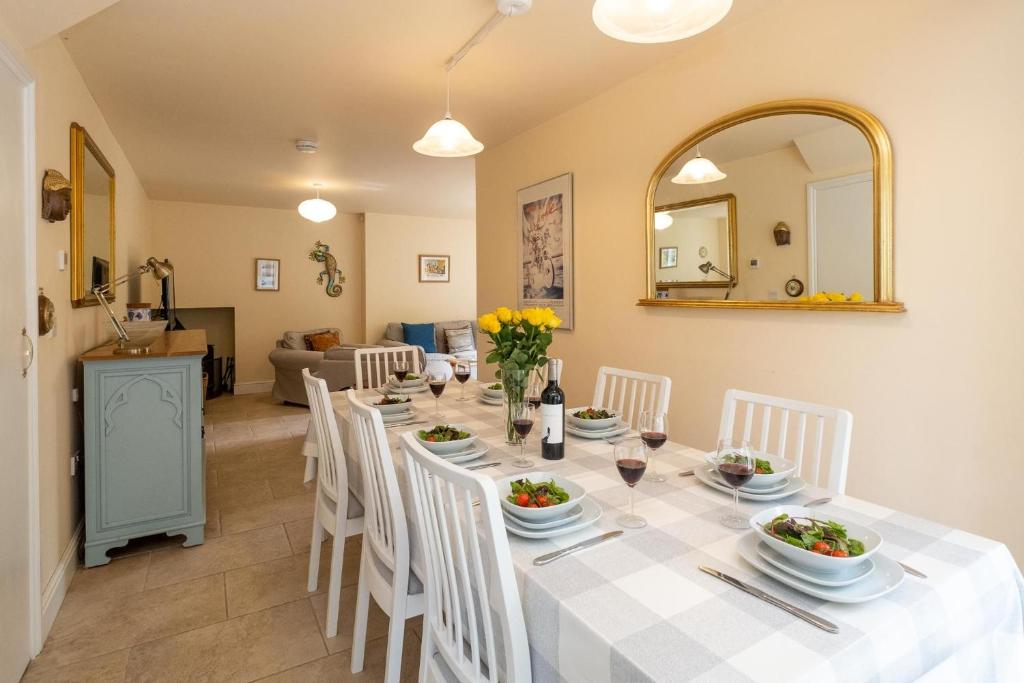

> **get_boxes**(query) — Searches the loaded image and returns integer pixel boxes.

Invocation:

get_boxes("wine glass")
[526,370,543,409]
[454,360,472,401]
[712,438,754,528]
[639,410,668,482]
[393,359,408,383]
[614,438,648,528]
[428,372,447,419]
[510,400,535,468]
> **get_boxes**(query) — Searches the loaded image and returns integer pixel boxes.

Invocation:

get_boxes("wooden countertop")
[80,329,207,361]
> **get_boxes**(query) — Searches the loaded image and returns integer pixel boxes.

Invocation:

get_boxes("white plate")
[708,468,789,494]
[377,384,429,395]
[381,409,416,424]
[566,407,620,431]
[566,422,629,440]
[390,375,426,388]
[756,541,875,587]
[693,465,806,500]
[503,498,602,539]
[479,395,503,406]
[444,443,490,465]
[480,385,504,399]
[415,424,478,455]
[502,504,584,530]
[737,532,903,603]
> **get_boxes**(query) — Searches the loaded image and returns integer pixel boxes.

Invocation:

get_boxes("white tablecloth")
[302,386,1024,682]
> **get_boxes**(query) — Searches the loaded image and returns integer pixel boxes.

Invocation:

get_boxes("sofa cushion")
[445,326,475,354]
[282,327,340,351]
[305,330,341,352]
[383,322,405,343]
[434,320,476,353]
[402,322,437,353]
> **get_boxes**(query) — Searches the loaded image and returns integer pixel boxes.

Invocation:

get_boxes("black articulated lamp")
[698,261,736,300]
[93,257,174,355]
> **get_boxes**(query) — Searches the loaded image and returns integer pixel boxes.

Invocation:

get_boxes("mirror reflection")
[71,123,116,307]
[651,113,874,303]
[84,151,112,291]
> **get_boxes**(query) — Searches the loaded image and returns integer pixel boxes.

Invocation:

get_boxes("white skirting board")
[41,520,82,642]
[233,380,274,395]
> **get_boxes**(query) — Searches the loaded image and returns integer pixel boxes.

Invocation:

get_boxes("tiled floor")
[24,392,420,682]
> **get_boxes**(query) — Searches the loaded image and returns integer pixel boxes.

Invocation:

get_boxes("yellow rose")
[826,292,846,302]
[811,292,829,303]
[549,315,562,329]
[523,308,544,327]
[849,292,864,302]
[511,310,522,325]
[478,313,500,334]
[495,306,512,324]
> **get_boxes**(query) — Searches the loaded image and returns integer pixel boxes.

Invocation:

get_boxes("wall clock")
[785,277,805,298]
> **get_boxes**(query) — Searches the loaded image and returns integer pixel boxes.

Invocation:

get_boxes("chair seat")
[370,550,424,595]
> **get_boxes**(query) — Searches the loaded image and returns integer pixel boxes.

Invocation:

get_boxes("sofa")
[378,320,478,380]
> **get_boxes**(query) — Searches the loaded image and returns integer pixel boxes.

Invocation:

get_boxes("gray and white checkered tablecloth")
[303,387,1024,682]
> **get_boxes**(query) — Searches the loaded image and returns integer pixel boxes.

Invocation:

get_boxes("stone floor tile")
[145,524,291,589]
[21,648,129,682]
[220,492,315,536]
[260,628,421,682]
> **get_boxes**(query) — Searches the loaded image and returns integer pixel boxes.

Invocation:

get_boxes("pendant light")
[671,149,727,184]
[297,183,337,223]
[413,71,484,157]
[592,0,732,44]
[654,211,674,230]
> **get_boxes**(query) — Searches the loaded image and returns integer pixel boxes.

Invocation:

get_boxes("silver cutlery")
[805,497,832,507]
[533,530,623,566]
[678,467,697,477]
[466,462,501,471]
[698,566,839,634]
[384,420,426,429]
[899,562,928,579]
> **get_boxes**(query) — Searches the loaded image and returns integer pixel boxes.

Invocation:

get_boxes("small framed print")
[255,258,280,291]
[659,246,678,269]
[418,254,450,283]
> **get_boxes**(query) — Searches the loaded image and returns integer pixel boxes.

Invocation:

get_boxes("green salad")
[418,425,470,443]
[375,395,410,406]
[487,383,502,390]
[762,514,865,558]
[573,407,613,420]
[402,373,420,381]
[720,454,773,474]
[507,478,570,508]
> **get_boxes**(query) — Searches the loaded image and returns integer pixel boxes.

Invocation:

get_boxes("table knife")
[678,467,697,477]
[466,462,500,471]
[899,562,927,579]
[805,497,832,507]
[698,566,839,634]
[385,420,426,429]
[534,531,623,566]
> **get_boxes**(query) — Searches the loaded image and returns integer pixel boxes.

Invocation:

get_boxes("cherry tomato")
[527,503,539,508]
[830,549,848,558]
[536,495,549,507]
[811,541,831,554]
[426,436,436,442]
[516,493,530,507]
[755,467,766,474]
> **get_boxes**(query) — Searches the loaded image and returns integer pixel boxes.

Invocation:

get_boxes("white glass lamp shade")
[654,211,674,230]
[413,115,484,157]
[592,0,732,44]
[297,196,337,223]
[670,153,727,184]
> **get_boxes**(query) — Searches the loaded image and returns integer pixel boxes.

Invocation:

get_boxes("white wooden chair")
[401,432,532,683]
[592,366,672,430]
[718,389,854,493]
[354,345,422,390]
[348,390,425,683]
[301,369,364,639]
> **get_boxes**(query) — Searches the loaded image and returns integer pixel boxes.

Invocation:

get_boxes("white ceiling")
[60,0,770,219]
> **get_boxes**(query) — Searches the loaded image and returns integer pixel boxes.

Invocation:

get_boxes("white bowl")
[390,375,425,388]
[481,384,504,399]
[371,397,414,414]
[749,505,882,574]
[415,424,477,455]
[566,407,619,431]
[703,451,797,489]
[121,320,168,345]
[497,471,587,522]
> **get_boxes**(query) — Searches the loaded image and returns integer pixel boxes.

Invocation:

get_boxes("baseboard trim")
[233,381,274,395]
[41,520,82,641]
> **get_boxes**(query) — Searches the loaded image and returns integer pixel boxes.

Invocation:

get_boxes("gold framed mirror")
[639,100,903,312]
[70,122,116,308]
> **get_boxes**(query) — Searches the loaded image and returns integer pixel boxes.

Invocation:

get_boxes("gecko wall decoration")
[308,241,345,297]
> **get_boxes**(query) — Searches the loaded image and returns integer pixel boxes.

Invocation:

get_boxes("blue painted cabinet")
[81,331,207,566]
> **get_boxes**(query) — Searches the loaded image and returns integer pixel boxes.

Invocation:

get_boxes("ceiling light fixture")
[592,0,732,44]
[414,0,532,158]
[298,183,337,223]
[654,211,674,230]
[671,148,727,184]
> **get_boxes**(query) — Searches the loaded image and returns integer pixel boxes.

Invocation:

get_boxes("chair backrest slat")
[354,346,422,390]
[592,366,672,431]
[302,369,346,500]
[717,389,854,493]
[401,433,531,683]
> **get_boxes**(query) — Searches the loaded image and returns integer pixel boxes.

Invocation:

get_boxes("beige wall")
[30,36,154,585]
[477,0,1024,557]
[364,213,476,343]
[149,201,365,385]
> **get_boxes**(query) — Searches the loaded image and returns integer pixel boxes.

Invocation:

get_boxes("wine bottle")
[540,358,565,460]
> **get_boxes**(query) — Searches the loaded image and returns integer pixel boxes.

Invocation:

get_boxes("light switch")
[57,250,67,271]
[749,257,761,269]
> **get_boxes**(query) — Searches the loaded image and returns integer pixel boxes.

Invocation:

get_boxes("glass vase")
[501,362,530,445]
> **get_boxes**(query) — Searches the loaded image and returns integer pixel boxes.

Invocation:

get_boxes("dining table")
[302,384,1024,682]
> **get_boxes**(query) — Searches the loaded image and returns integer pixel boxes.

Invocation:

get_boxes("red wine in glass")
[616,458,647,487]
[527,395,541,408]
[454,369,470,384]
[394,369,409,382]
[429,381,446,398]
[718,462,755,488]
[513,418,534,438]
[640,431,667,450]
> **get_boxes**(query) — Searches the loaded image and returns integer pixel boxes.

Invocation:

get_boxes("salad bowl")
[372,396,414,415]
[749,505,882,574]
[415,424,477,455]
[704,450,797,489]
[566,407,620,431]
[390,375,425,388]
[497,472,587,523]
[480,383,504,399]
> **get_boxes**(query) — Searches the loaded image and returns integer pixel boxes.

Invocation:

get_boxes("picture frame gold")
[70,122,116,308]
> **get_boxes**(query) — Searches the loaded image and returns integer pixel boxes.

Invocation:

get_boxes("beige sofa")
[379,320,478,379]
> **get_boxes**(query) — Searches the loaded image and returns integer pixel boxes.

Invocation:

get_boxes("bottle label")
[540,403,563,445]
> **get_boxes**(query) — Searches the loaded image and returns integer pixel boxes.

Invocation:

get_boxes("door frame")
[0,36,42,655]
[806,171,872,295]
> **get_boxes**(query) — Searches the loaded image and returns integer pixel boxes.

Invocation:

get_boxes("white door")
[807,172,874,296]
[0,42,36,682]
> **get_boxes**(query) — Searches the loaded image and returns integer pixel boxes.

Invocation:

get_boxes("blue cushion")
[402,323,437,353]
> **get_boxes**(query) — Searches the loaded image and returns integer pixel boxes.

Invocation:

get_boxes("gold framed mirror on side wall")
[70,122,116,308]
[639,99,904,312]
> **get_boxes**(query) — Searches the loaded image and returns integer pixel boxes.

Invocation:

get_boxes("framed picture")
[255,258,280,291]
[418,254,450,282]
[517,172,574,329]
[659,246,678,269]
